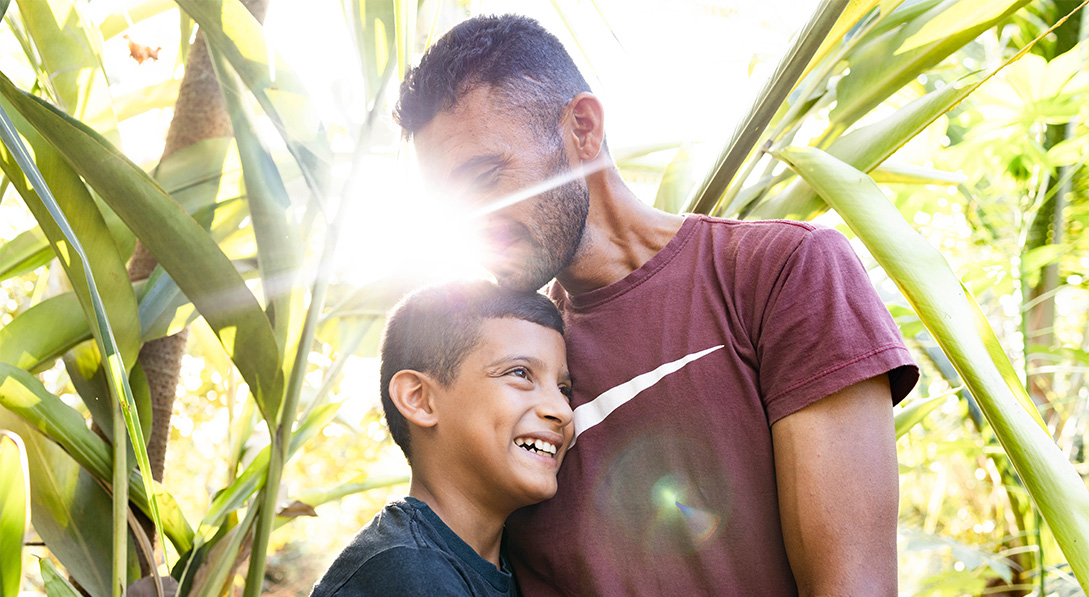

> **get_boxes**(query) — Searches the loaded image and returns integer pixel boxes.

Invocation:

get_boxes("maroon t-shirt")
[506,215,918,595]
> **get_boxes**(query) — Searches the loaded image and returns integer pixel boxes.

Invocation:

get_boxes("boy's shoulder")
[310,498,516,596]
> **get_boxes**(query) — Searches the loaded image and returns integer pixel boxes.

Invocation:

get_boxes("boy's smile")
[431,317,574,513]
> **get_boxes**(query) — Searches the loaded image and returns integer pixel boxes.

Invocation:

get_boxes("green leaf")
[0,363,194,553]
[868,162,967,185]
[191,402,343,546]
[0,431,29,597]
[0,225,51,281]
[114,79,181,122]
[14,0,120,144]
[0,92,142,374]
[174,0,331,196]
[689,0,850,214]
[40,558,82,597]
[829,0,1030,133]
[775,145,1089,591]
[754,57,1018,219]
[152,136,244,218]
[98,0,175,41]
[0,86,159,582]
[653,144,701,214]
[0,72,284,424]
[294,472,409,511]
[894,392,950,438]
[64,344,153,444]
[209,46,303,359]
[0,409,140,596]
[0,292,87,372]
[350,0,397,109]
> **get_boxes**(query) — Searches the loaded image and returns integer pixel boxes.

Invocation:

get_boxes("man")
[395,14,918,595]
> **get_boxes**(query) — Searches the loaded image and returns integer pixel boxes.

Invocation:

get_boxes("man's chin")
[492,267,553,293]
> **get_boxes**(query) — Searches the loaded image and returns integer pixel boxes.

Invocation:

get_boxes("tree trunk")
[128,0,270,574]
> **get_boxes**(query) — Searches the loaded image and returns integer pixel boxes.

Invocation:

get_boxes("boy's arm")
[771,374,899,596]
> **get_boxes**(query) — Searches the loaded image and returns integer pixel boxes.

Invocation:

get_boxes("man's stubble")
[499,147,590,292]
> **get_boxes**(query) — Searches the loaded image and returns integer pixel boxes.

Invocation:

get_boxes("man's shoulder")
[691,214,825,247]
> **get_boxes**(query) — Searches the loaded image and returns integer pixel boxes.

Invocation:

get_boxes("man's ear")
[565,92,604,161]
[389,370,439,428]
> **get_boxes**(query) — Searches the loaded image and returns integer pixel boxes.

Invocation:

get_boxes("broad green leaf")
[0,409,140,596]
[209,47,303,359]
[138,267,197,341]
[0,292,89,372]
[775,145,1089,591]
[653,144,701,214]
[395,0,417,82]
[114,79,181,122]
[351,0,397,108]
[0,225,51,281]
[894,393,951,438]
[151,136,244,217]
[754,60,1014,219]
[40,558,82,597]
[64,344,153,443]
[14,0,120,144]
[797,0,898,85]
[186,503,258,597]
[295,473,409,510]
[98,0,176,40]
[0,363,194,553]
[0,431,29,597]
[829,0,1030,134]
[0,90,159,580]
[0,93,142,374]
[0,72,284,423]
[688,0,850,214]
[193,402,343,545]
[174,0,331,196]
[869,162,967,185]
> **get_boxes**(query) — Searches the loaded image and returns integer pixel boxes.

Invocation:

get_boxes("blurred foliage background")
[1,0,1089,595]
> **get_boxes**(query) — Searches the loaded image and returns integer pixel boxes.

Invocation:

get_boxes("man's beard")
[498,149,590,292]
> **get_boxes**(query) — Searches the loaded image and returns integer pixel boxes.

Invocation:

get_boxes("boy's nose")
[538,387,573,428]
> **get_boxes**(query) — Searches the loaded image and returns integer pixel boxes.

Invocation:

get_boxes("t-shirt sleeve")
[321,547,474,596]
[756,226,918,423]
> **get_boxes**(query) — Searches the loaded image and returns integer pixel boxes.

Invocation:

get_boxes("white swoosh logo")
[569,345,725,448]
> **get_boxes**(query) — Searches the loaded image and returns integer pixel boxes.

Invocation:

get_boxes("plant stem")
[113,394,127,597]
[243,198,345,597]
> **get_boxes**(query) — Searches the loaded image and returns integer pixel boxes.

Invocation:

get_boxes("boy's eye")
[559,385,573,400]
[507,367,530,380]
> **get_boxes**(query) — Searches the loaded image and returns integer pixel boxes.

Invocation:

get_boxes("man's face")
[415,86,589,291]
[431,318,574,512]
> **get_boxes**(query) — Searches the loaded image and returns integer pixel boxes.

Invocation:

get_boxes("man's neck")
[556,166,686,296]
[408,478,507,568]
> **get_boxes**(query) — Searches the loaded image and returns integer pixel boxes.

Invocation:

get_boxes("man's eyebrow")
[452,153,507,179]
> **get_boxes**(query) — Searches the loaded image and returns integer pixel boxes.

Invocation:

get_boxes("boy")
[312,280,574,596]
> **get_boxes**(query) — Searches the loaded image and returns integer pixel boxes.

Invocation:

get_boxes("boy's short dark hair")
[379,280,565,461]
[394,14,592,141]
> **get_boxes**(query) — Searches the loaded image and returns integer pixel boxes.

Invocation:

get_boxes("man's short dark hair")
[394,14,592,141]
[379,279,565,461]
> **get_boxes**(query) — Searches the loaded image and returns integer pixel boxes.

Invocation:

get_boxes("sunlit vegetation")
[1,0,1088,595]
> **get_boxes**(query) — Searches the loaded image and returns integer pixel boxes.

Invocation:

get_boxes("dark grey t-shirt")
[312,497,516,596]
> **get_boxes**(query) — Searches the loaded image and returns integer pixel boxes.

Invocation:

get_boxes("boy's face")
[432,317,574,513]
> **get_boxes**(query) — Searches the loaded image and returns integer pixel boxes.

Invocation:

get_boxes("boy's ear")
[389,370,439,428]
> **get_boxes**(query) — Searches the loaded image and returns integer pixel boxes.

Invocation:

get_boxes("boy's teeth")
[515,437,558,456]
